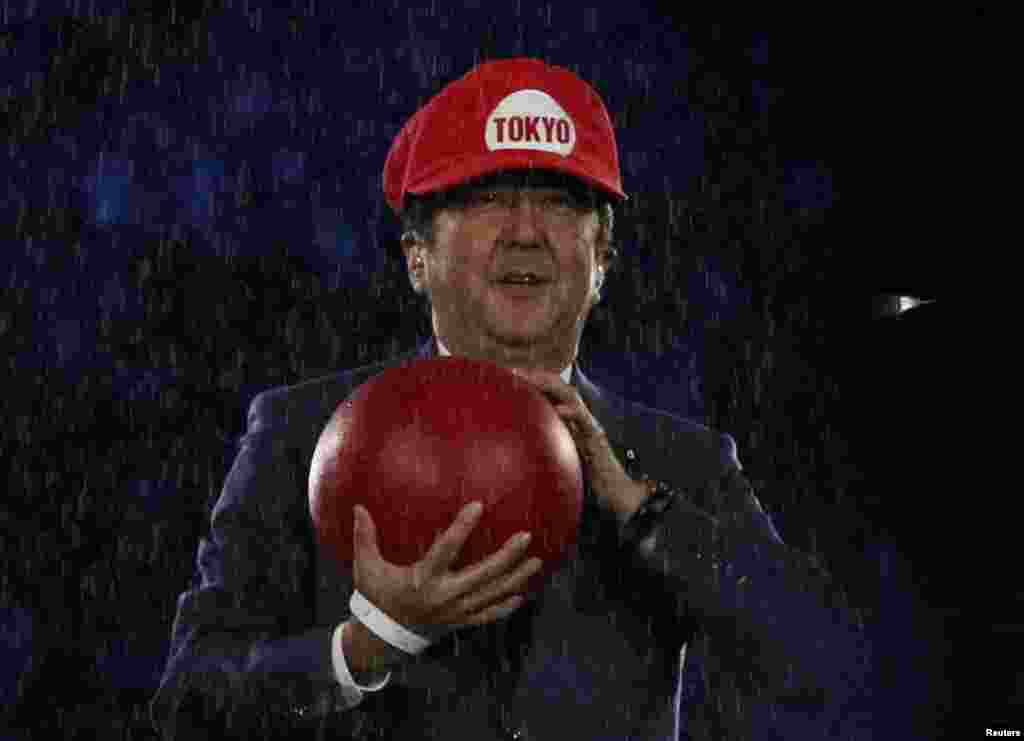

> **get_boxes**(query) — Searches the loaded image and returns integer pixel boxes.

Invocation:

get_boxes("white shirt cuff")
[332,621,392,708]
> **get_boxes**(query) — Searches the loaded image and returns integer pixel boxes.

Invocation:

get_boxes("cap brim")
[406,150,627,204]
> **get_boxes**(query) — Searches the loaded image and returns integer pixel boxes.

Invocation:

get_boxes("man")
[150,58,874,739]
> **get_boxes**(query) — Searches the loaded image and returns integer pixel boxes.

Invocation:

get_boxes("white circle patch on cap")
[484,89,575,157]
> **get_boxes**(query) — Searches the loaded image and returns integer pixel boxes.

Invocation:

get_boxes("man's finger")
[455,530,533,594]
[423,500,482,573]
[353,504,380,563]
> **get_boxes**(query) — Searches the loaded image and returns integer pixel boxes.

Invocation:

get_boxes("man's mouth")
[497,271,550,285]
[494,275,550,297]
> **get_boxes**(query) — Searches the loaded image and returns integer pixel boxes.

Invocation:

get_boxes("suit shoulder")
[597,385,739,478]
[606,385,727,446]
[252,358,389,409]
[243,352,414,438]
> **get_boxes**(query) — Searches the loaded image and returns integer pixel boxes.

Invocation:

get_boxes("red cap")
[383,57,628,215]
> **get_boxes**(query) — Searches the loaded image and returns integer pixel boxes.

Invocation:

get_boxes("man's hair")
[399,170,620,275]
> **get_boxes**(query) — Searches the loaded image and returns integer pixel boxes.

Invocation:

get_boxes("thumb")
[353,504,380,563]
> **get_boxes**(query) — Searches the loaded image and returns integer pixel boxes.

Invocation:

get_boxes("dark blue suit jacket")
[150,338,874,739]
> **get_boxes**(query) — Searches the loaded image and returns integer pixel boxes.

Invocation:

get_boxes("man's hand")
[511,368,648,524]
[352,501,542,643]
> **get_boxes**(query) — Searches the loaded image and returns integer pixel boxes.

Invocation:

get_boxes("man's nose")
[501,194,546,242]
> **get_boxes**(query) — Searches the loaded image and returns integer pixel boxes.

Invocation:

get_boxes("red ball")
[309,356,584,596]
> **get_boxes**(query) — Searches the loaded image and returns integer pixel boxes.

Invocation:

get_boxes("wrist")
[618,477,679,549]
[342,618,407,682]
[600,475,651,525]
[616,477,653,524]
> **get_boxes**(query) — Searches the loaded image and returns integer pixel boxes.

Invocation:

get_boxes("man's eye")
[468,190,500,206]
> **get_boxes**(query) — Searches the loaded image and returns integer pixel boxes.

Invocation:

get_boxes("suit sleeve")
[620,433,875,739]
[148,391,367,739]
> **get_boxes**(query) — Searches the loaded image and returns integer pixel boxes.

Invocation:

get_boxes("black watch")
[618,476,679,550]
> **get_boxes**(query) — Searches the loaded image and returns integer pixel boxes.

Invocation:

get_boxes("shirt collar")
[434,336,573,385]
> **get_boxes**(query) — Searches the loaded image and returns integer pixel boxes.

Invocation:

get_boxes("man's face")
[407,173,606,372]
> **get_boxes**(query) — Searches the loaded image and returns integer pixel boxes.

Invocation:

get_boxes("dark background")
[1,1,992,738]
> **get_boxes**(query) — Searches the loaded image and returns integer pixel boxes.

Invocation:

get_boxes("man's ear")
[589,264,605,308]
[402,232,427,293]
[402,231,421,265]
[594,239,612,286]
[401,230,420,255]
